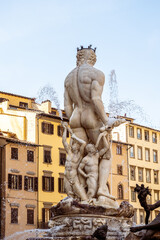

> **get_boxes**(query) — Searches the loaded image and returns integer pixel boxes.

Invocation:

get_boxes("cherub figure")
[78,131,109,200]
[62,122,88,201]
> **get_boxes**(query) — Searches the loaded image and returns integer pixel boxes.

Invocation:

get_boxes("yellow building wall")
[0,92,33,109]
[37,116,68,223]
[4,143,38,238]
[127,124,160,224]
[108,141,129,206]
[0,114,26,139]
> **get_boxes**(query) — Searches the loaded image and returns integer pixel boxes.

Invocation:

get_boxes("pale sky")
[0,0,160,128]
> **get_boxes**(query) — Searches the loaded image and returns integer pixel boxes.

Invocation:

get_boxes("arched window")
[118,184,123,199]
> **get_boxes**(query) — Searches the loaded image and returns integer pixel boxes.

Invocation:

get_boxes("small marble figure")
[78,131,109,200]
[62,122,88,201]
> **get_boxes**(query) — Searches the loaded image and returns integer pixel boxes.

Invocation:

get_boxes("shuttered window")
[42,122,54,134]
[11,148,18,160]
[8,174,22,190]
[11,208,18,223]
[42,176,54,192]
[58,178,65,193]
[44,150,52,163]
[27,209,34,224]
[59,153,66,166]
[27,150,34,162]
[24,176,38,191]
[57,125,69,137]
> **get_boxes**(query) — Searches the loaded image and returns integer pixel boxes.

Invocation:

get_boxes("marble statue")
[62,122,88,201]
[63,46,125,206]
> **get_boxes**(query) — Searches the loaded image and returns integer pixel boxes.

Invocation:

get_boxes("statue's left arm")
[91,73,108,126]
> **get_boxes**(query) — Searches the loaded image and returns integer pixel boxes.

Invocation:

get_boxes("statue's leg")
[87,176,98,199]
[141,230,155,240]
[97,156,113,198]
[64,177,74,197]
[73,180,88,201]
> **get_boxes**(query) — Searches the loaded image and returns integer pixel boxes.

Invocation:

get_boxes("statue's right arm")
[64,87,73,119]
[91,74,108,126]
[62,127,70,153]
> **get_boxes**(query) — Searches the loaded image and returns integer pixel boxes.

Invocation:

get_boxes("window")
[130,145,135,158]
[137,146,142,160]
[145,148,150,161]
[11,147,18,160]
[58,177,65,193]
[118,184,123,199]
[154,171,159,184]
[27,150,34,162]
[62,112,67,118]
[116,145,122,155]
[130,166,136,181]
[42,122,54,134]
[146,169,151,183]
[8,174,22,190]
[44,149,52,163]
[11,208,18,224]
[42,176,54,192]
[42,208,52,227]
[117,165,123,175]
[132,209,137,224]
[57,125,69,137]
[51,110,56,115]
[154,190,159,202]
[153,150,158,163]
[138,168,143,182]
[129,126,134,137]
[19,102,28,108]
[59,152,66,166]
[152,132,157,143]
[24,176,38,191]
[137,128,142,139]
[144,130,149,141]
[146,193,152,205]
[27,209,34,225]
[139,210,144,224]
[131,187,136,202]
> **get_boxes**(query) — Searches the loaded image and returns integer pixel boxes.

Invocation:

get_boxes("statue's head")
[76,45,97,66]
[86,144,96,154]
[71,142,80,153]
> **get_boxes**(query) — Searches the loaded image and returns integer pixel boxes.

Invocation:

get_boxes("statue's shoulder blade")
[64,67,78,86]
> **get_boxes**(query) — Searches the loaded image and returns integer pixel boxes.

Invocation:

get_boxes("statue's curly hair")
[76,49,96,66]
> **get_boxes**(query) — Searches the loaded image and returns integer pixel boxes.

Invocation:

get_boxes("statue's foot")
[97,189,116,200]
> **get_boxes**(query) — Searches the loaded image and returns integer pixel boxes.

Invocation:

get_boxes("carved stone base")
[47,214,132,240]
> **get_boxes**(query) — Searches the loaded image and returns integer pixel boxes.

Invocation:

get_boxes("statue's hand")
[61,121,68,128]
[100,125,109,132]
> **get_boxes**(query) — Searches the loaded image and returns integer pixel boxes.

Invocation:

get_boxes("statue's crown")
[77,45,96,53]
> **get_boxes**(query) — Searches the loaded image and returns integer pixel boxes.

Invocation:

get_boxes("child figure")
[62,122,88,201]
[78,131,109,200]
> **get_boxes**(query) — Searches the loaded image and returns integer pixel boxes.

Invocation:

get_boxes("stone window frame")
[152,132,157,143]
[145,148,150,162]
[153,150,158,163]
[144,130,149,142]
[137,146,143,160]
[129,126,134,138]
[137,128,142,140]
[130,165,136,181]
[146,169,151,183]
[129,145,135,158]
[138,167,143,182]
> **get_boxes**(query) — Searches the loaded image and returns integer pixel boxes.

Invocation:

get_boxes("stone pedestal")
[48,214,132,240]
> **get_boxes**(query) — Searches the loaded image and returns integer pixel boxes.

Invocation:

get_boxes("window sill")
[11,159,19,161]
[43,162,52,165]
[10,223,19,225]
